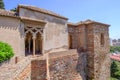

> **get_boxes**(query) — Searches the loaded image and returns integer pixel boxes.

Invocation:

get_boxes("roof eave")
[18,5,68,20]
[20,17,47,24]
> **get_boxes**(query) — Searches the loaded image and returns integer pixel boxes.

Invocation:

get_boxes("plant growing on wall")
[0,41,14,63]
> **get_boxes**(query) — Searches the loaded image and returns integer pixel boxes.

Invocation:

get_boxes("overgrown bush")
[0,42,14,63]
[111,61,120,79]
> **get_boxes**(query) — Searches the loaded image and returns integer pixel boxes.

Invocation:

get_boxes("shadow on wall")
[0,60,11,67]
[76,48,87,80]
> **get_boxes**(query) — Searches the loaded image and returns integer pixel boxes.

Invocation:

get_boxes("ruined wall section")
[19,8,68,53]
[49,50,82,80]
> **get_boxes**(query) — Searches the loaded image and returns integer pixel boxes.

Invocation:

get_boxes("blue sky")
[3,0,120,39]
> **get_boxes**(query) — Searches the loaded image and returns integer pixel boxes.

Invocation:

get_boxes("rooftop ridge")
[68,19,110,26]
[18,4,68,20]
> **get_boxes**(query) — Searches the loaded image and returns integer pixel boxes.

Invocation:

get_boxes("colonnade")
[25,26,43,56]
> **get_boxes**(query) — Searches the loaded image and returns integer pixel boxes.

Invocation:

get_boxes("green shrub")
[111,61,120,79]
[110,77,117,80]
[110,46,120,53]
[0,41,14,63]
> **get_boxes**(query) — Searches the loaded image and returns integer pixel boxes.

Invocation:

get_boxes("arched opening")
[35,32,42,54]
[69,34,73,49]
[25,32,33,56]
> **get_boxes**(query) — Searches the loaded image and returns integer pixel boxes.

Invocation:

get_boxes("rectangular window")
[101,33,104,46]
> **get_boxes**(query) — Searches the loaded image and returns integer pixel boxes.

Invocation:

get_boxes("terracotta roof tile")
[0,9,17,17]
[68,19,110,26]
[18,4,68,20]
[67,22,77,26]
[77,19,110,26]
[110,55,120,61]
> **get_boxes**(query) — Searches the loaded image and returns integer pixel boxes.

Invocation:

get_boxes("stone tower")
[68,20,110,80]
[85,20,110,80]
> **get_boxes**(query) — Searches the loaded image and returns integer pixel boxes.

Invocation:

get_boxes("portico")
[21,18,46,56]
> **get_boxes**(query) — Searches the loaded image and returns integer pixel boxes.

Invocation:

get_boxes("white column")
[41,34,44,54]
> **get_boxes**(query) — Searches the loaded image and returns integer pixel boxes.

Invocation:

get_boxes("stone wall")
[68,25,87,49]
[31,60,47,80]
[19,8,67,24]
[93,24,110,80]
[19,8,69,53]
[0,56,47,80]
[68,22,110,80]
[49,50,82,80]
[1,50,82,80]
[0,57,31,80]
[86,24,95,79]
[0,16,24,64]
[86,23,110,80]
[15,64,31,80]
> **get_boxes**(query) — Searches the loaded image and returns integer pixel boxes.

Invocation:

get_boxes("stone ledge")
[49,49,78,59]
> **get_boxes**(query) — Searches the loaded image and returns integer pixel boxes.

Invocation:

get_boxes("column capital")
[32,36,36,39]
[32,34,36,39]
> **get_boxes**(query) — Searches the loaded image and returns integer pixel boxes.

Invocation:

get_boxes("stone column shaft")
[32,33,36,56]
[33,37,36,56]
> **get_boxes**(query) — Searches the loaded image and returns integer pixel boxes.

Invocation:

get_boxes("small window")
[69,34,72,49]
[100,33,104,46]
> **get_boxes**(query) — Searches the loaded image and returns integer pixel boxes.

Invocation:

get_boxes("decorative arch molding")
[21,19,46,56]
[24,26,44,38]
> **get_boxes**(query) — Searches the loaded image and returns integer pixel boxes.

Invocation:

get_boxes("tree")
[111,61,120,79]
[110,46,120,53]
[10,8,17,12]
[111,61,119,77]
[0,0,5,9]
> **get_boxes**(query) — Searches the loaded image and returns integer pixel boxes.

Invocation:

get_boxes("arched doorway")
[35,32,42,54]
[25,32,33,56]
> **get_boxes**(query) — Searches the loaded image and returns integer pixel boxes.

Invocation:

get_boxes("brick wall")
[31,60,47,80]
[86,23,110,80]
[49,50,82,80]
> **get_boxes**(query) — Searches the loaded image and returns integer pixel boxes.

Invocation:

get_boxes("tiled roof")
[68,19,110,26]
[18,4,68,20]
[0,9,17,17]
[67,22,77,26]
[77,19,110,26]
[110,54,120,61]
